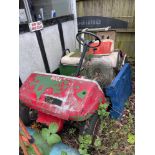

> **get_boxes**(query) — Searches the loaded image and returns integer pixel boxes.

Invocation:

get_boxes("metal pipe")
[80,28,88,52]
[76,45,88,76]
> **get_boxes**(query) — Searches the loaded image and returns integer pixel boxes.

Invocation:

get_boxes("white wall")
[19,0,78,82]
[19,32,46,82]
[41,25,62,72]
[62,21,77,52]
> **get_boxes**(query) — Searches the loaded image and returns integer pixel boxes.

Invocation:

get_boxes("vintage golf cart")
[19,31,132,135]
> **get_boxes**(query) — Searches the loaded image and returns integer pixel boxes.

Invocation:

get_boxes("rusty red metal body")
[87,40,113,55]
[20,73,106,129]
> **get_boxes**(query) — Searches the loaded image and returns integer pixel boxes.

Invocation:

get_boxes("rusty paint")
[20,73,106,127]
[63,80,69,89]
[77,90,87,99]
[31,75,62,99]
[76,86,80,89]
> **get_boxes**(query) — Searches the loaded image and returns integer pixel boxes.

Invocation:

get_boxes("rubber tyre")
[79,113,100,136]
[19,103,32,126]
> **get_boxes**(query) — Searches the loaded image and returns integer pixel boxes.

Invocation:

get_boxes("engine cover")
[19,73,106,121]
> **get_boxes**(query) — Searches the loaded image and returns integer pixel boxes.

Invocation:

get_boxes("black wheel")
[79,113,100,136]
[19,102,37,126]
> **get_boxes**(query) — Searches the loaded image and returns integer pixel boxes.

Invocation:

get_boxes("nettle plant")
[78,135,103,155]
[41,123,62,146]
[78,134,93,155]
[97,102,110,119]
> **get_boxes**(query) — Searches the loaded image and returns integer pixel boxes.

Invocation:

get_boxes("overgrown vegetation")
[61,57,135,155]
[41,123,62,146]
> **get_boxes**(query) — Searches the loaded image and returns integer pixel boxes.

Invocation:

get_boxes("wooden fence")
[76,0,135,57]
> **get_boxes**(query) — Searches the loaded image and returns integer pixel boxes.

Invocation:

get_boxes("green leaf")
[98,111,101,115]
[99,104,104,109]
[78,135,84,143]
[79,144,89,150]
[49,123,59,134]
[102,103,109,109]
[101,109,106,113]
[83,135,92,145]
[61,151,68,155]
[41,128,49,140]
[87,54,94,60]
[47,133,62,146]
[127,133,135,144]
[27,145,36,155]
[69,128,76,135]
[94,137,102,147]
[78,148,88,154]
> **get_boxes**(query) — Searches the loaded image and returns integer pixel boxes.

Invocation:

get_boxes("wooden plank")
[115,32,135,58]
[76,0,135,28]
[96,30,116,41]
[76,0,135,58]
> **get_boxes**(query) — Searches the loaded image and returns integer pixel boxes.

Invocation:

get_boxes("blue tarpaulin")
[105,63,132,119]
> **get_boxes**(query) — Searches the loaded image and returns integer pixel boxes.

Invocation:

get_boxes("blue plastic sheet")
[105,63,132,119]
[50,143,80,155]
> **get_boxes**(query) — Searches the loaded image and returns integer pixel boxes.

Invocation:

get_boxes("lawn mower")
[19,31,132,136]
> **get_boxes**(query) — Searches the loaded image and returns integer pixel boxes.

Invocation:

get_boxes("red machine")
[20,73,106,131]
[87,39,114,55]
[20,31,109,134]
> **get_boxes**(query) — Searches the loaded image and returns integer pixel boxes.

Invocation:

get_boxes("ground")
[60,57,135,155]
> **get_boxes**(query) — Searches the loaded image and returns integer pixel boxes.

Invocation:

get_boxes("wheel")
[79,113,100,136]
[19,102,37,126]
[75,31,102,76]
[76,31,101,48]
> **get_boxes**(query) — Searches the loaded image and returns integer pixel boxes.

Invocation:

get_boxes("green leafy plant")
[27,145,36,155]
[41,123,62,146]
[69,128,76,135]
[100,121,107,132]
[98,103,110,119]
[61,150,68,155]
[94,137,102,147]
[93,136,105,151]
[127,133,135,144]
[78,134,93,155]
